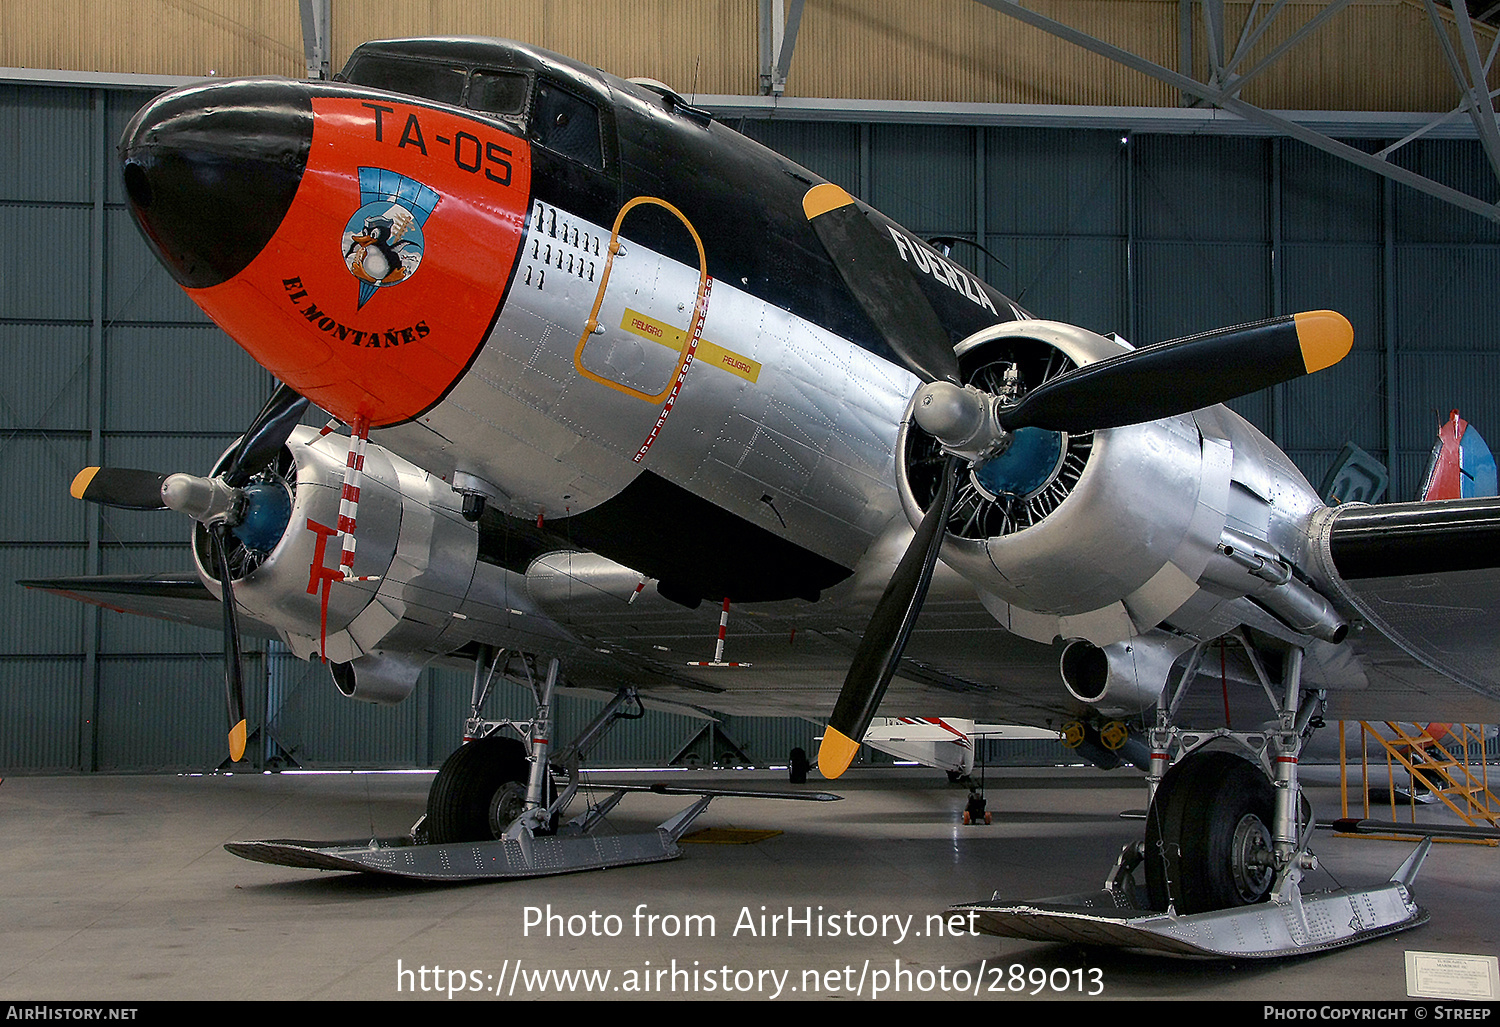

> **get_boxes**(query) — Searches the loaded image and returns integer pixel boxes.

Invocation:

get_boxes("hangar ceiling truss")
[754,0,1500,224]
[758,0,806,96]
[981,0,1500,223]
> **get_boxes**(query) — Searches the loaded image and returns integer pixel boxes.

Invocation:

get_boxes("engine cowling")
[897,320,1349,661]
[190,426,516,703]
[897,321,1233,646]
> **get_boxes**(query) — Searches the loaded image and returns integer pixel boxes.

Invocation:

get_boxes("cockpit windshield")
[342,55,529,120]
[343,55,466,106]
[467,70,529,117]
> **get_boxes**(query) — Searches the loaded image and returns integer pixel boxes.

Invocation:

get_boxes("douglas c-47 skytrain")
[29,36,1500,959]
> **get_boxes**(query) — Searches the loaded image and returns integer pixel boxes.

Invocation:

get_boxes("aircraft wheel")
[488,780,530,836]
[425,736,533,844]
[1144,751,1277,914]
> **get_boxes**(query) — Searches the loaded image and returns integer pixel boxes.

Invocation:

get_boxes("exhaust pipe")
[1060,637,1182,717]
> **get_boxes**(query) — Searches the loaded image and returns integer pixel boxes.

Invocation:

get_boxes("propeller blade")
[223,383,309,487]
[819,457,960,779]
[208,526,248,763]
[999,310,1353,434]
[70,467,170,510]
[803,184,960,386]
[69,391,294,765]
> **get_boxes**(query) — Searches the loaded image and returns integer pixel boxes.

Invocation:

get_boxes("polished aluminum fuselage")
[147,39,1496,727]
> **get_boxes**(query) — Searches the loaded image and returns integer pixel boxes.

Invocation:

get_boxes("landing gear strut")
[226,647,841,880]
[1144,641,1319,915]
[421,647,650,845]
[952,636,1431,958]
[421,648,571,843]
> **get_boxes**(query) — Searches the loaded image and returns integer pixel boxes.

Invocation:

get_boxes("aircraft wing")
[16,564,1071,727]
[23,493,1500,732]
[1318,496,1500,722]
[18,573,285,638]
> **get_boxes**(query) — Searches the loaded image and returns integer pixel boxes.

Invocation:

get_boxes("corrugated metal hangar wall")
[3,2,1499,772]
[3,1,1494,109]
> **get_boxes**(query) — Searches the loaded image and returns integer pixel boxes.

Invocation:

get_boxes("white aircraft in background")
[862,717,1060,780]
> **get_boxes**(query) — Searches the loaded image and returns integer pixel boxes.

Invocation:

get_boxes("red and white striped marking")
[303,417,383,659]
[687,596,751,667]
[634,276,713,464]
[889,716,974,751]
[335,415,380,583]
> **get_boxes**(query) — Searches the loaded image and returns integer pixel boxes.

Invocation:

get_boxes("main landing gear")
[226,647,839,880]
[953,635,1431,958]
[419,650,575,845]
[1145,750,1279,912]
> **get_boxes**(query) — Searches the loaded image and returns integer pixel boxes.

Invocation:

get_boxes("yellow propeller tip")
[803,183,854,221]
[70,467,100,501]
[817,726,861,780]
[1293,310,1354,374]
[229,720,247,763]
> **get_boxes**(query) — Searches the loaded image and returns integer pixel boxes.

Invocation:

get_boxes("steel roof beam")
[1221,0,1356,95]
[1424,0,1500,182]
[1375,83,1500,158]
[974,0,1500,223]
[1225,0,1287,81]
[1203,0,1227,93]
[298,0,330,82]
[759,0,806,96]
[1374,24,1499,158]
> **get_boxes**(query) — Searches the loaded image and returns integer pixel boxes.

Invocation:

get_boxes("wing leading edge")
[19,574,276,639]
[1319,497,1500,717]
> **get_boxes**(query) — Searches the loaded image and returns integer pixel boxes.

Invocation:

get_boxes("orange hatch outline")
[574,196,709,403]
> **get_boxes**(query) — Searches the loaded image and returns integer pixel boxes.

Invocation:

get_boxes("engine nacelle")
[897,321,1343,649]
[898,322,1232,645]
[191,426,514,703]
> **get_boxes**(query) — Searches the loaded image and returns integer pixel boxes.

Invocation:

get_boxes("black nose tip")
[119,79,313,290]
[122,159,154,209]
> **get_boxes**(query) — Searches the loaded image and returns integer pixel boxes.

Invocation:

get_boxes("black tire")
[425,737,531,844]
[1145,751,1278,914]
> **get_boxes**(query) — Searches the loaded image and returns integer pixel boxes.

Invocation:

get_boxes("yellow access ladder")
[1339,722,1499,843]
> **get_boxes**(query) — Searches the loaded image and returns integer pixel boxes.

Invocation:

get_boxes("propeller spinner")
[803,184,1352,778]
[68,384,308,762]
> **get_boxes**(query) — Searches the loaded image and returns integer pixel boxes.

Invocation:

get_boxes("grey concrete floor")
[0,766,1496,1002]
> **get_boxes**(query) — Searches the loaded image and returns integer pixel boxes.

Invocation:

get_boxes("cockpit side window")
[340,54,610,171]
[343,55,466,107]
[531,80,603,170]
[467,70,530,118]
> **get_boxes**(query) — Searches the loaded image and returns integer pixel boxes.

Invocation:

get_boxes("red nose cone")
[121,81,533,427]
